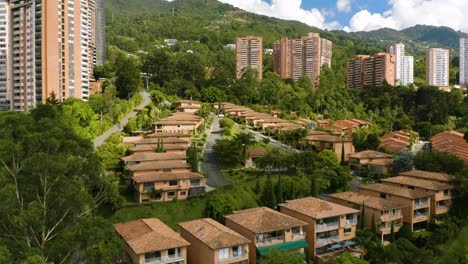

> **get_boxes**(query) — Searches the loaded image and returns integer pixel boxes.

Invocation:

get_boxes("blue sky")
[217,0,468,32]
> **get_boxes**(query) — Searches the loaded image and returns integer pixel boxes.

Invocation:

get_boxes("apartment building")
[359,184,431,231]
[301,131,355,162]
[179,218,250,264]
[1,0,97,111]
[224,207,308,264]
[378,130,413,153]
[388,43,414,85]
[278,197,359,257]
[398,170,452,184]
[154,112,204,134]
[381,176,453,220]
[94,0,106,65]
[174,99,202,113]
[431,130,468,163]
[328,192,405,242]
[114,218,190,264]
[122,152,187,166]
[131,171,205,203]
[426,48,450,88]
[273,33,332,85]
[128,160,192,176]
[348,150,394,175]
[317,119,370,136]
[236,36,263,80]
[0,0,9,110]
[129,144,188,155]
[132,137,190,147]
[347,53,395,89]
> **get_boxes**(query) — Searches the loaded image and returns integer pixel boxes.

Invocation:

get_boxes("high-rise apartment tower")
[388,43,413,85]
[460,34,468,88]
[347,53,396,90]
[426,48,450,87]
[236,36,263,80]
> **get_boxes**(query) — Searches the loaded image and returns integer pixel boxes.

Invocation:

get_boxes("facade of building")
[273,33,332,85]
[236,36,263,80]
[179,218,250,264]
[301,131,355,162]
[278,197,359,257]
[426,48,450,87]
[113,218,190,264]
[0,0,98,111]
[347,53,395,89]
[224,207,308,264]
[348,150,394,175]
[388,43,414,85]
[95,0,106,65]
[328,192,405,243]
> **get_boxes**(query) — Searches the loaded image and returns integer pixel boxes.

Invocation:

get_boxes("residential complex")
[431,130,468,163]
[378,130,414,153]
[348,150,394,175]
[273,33,332,85]
[328,192,405,242]
[301,131,355,162]
[114,218,189,264]
[388,43,414,86]
[426,48,450,88]
[236,36,263,80]
[179,218,250,264]
[460,34,468,88]
[278,197,359,257]
[95,0,106,65]
[224,207,308,264]
[347,53,396,89]
[0,0,99,111]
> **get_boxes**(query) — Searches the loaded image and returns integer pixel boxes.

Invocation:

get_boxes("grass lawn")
[111,197,207,230]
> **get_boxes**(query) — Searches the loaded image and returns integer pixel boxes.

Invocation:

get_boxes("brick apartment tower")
[0,0,97,112]
[346,53,395,90]
[236,36,263,80]
[459,34,468,89]
[273,33,332,85]
[0,0,10,110]
[426,48,450,88]
[388,42,414,86]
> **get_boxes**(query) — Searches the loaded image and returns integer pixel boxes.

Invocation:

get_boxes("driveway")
[202,115,230,188]
[236,125,300,153]
[93,90,151,148]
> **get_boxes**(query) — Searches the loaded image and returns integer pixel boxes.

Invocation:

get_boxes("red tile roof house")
[431,130,468,163]
[348,150,394,176]
[301,132,355,162]
[174,100,202,113]
[114,218,190,264]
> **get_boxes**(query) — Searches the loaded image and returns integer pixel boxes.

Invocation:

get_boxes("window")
[232,245,242,257]
[344,228,352,234]
[143,182,153,190]
[392,209,398,216]
[168,191,176,197]
[346,214,354,220]
[168,248,180,257]
[219,248,229,260]
[190,179,201,186]
[145,251,160,261]
[169,180,178,186]
[380,193,386,199]
[181,191,186,196]
[444,189,450,196]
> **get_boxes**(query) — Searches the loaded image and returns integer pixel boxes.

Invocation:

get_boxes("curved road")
[93,91,151,148]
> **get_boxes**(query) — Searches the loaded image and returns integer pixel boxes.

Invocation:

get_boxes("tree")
[331,252,368,264]
[276,176,284,204]
[393,152,415,173]
[310,173,318,197]
[262,176,277,209]
[114,54,141,99]
[390,221,395,242]
[414,151,464,174]
[201,86,224,103]
[360,202,366,229]
[371,214,377,235]
[206,193,237,223]
[260,248,304,264]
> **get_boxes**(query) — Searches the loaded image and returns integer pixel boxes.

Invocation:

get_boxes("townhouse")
[132,137,190,147]
[431,130,468,163]
[359,184,432,231]
[174,100,202,113]
[129,144,188,155]
[378,130,415,153]
[301,131,355,162]
[278,197,359,258]
[224,207,308,264]
[316,119,370,136]
[328,192,405,242]
[398,170,452,184]
[114,218,190,264]
[381,176,453,220]
[179,218,250,264]
[128,161,192,176]
[348,150,393,175]
[154,113,204,134]
[122,152,187,166]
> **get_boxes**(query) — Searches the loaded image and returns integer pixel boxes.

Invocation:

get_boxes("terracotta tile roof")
[128,160,191,172]
[328,192,406,210]
[113,218,189,254]
[304,134,352,143]
[130,144,188,153]
[224,207,307,234]
[246,147,268,158]
[398,170,452,183]
[133,172,204,183]
[349,150,392,159]
[359,183,429,199]
[379,130,413,153]
[179,218,251,249]
[145,132,191,138]
[133,137,189,145]
[175,99,202,104]
[122,153,186,162]
[177,105,201,109]
[365,158,394,166]
[431,131,468,163]
[155,120,199,125]
[381,176,453,191]
[278,197,359,219]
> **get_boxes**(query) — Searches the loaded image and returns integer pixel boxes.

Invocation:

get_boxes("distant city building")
[236,36,263,80]
[347,53,396,89]
[225,44,236,50]
[460,34,468,88]
[264,48,273,55]
[426,48,450,88]
[388,43,414,85]
[0,0,98,111]
[95,0,106,65]
[273,33,332,85]
[164,39,178,46]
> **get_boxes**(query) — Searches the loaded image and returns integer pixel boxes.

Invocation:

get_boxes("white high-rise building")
[388,43,414,85]
[460,34,468,87]
[426,48,450,87]
[0,0,10,110]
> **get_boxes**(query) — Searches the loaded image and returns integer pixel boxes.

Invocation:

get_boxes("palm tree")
[234,133,256,161]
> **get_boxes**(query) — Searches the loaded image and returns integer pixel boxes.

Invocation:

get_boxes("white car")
[218,114,225,118]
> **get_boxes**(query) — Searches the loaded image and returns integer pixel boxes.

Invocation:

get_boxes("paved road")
[236,125,300,153]
[202,115,230,188]
[93,91,151,148]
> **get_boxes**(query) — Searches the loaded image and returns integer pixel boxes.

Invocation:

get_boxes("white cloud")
[347,0,468,32]
[336,0,351,13]
[218,0,341,30]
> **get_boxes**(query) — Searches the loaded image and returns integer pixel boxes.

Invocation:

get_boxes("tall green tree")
[114,54,141,99]
[276,176,284,204]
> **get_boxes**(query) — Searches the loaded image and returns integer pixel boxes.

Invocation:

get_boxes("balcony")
[145,253,184,264]
[414,202,429,209]
[381,213,401,222]
[256,236,284,247]
[291,232,306,241]
[435,204,450,215]
[379,223,403,233]
[219,250,248,263]
[413,211,428,221]
[345,219,358,226]
[316,235,339,246]
[316,222,339,231]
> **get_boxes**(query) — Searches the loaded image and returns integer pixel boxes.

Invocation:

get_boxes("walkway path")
[93,91,151,148]
[201,115,230,188]
[236,125,300,153]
